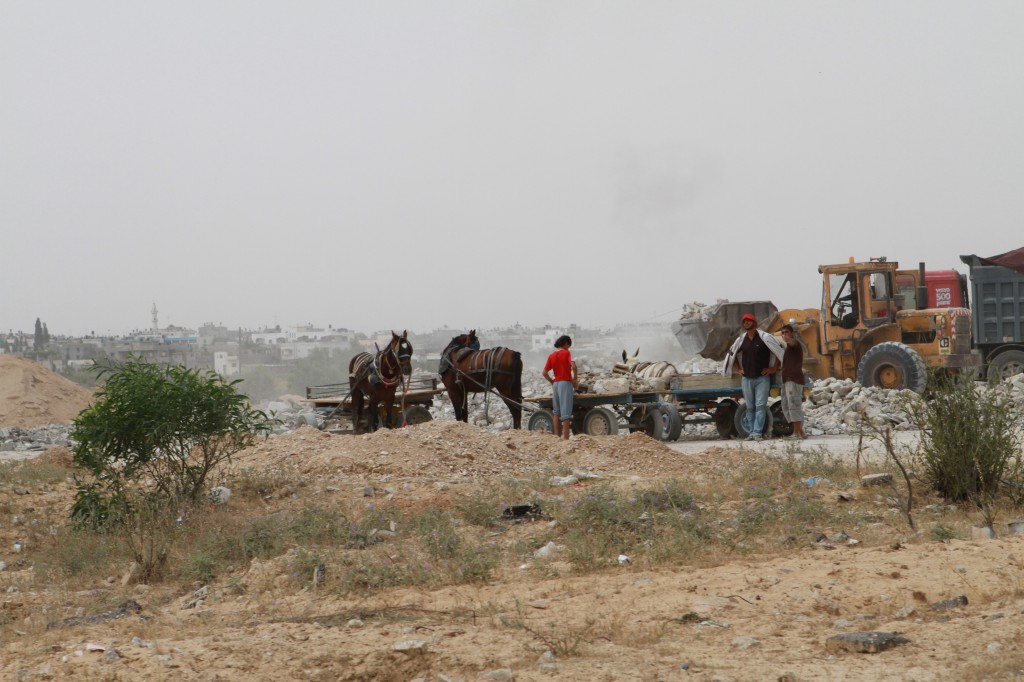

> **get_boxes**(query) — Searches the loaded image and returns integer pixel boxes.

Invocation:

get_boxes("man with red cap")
[722,312,785,440]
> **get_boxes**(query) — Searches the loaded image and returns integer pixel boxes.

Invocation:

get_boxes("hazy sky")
[3,2,1022,337]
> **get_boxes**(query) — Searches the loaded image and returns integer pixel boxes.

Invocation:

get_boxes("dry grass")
[3,444,1022,619]
[4,440,1019,647]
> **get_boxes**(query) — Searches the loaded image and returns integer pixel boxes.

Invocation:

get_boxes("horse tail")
[510,349,523,401]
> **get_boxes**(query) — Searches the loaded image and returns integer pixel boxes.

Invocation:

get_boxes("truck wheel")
[401,405,432,426]
[527,409,555,433]
[733,402,773,439]
[583,407,619,436]
[856,342,927,393]
[991,350,1024,380]
[770,401,793,437]
[714,400,739,439]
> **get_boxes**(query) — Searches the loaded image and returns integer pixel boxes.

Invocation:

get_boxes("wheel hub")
[877,365,903,389]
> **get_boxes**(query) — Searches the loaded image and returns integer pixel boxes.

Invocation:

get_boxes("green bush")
[72,357,272,510]
[69,357,272,580]
[911,374,1022,502]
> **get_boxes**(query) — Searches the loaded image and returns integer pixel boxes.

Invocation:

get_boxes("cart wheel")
[582,407,619,436]
[572,409,587,436]
[628,407,647,433]
[733,402,774,439]
[637,406,660,438]
[402,405,433,426]
[714,400,739,439]
[770,401,792,437]
[527,408,556,433]
[652,404,683,441]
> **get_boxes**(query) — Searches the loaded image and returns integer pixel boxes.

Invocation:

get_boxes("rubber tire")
[770,400,793,437]
[991,350,1024,380]
[527,408,555,433]
[714,400,739,439]
[628,407,647,433]
[856,341,928,394]
[583,407,619,436]
[402,405,432,426]
[638,408,660,438]
[733,401,773,439]
[654,403,683,442]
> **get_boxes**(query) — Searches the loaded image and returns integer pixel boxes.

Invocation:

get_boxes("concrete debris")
[825,631,910,654]
[931,595,969,611]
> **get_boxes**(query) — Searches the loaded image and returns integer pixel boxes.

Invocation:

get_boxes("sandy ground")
[0,356,93,428]
[1,421,1022,681]
[1,357,1022,680]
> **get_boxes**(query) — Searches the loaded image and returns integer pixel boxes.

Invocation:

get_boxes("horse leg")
[510,359,524,429]
[369,395,381,432]
[501,392,522,429]
[450,384,465,422]
[351,390,364,434]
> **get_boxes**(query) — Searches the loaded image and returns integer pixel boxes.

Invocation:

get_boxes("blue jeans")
[741,375,771,436]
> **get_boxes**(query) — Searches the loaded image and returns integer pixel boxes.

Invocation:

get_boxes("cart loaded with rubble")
[524,372,795,441]
[304,374,444,432]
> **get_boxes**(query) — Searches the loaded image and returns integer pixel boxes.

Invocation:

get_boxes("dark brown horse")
[348,330,413,433]
[439,330,523,429]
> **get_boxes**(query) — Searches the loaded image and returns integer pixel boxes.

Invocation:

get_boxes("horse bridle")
[374,337,412,388]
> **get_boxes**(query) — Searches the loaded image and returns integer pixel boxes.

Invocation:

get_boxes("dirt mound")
[233,420,687,482]
[0,356,94,428]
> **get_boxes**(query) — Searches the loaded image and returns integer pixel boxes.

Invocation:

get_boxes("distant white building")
[214,351,240,377]
[251,325,355,345]
[532,329,562,352]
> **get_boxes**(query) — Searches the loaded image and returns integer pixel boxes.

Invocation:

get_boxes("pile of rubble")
[0,425,73,457]
[678,299,729,321]
[802,373,1024,436]
[802,379,920,436]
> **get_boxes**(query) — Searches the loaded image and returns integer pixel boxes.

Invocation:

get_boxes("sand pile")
[0,356,94,427]
[233,420,689,482]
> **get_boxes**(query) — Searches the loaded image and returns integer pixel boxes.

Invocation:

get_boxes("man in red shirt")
[543,335,579,440]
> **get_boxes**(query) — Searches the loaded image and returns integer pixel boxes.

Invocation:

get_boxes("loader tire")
[856,342,927,394]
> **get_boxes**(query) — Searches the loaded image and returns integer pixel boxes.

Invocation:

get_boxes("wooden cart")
[305,375,444,432]
[523,374,800,442]
[524,390,683,441]
[667,373,795,439]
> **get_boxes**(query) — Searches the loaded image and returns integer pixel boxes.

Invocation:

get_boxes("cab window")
[828,273,858,329]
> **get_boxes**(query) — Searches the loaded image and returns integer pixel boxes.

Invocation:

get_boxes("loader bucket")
[671,301,779,360]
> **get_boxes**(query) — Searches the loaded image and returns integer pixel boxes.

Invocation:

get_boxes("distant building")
[214,351,240,377]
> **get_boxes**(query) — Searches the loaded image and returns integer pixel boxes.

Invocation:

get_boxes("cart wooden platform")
[305,375,443,431]
[525,373,802,441]
[524,390,683,441]
[667,373,797,439]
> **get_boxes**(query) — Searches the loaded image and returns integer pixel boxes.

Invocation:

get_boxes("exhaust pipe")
[917,262,927,310]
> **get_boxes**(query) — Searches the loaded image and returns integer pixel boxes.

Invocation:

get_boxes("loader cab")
[827,272,860,330]
[821,263,898,344]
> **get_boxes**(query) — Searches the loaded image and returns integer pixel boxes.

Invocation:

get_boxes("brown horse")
[348,330,413,433]
[439,330,523,429]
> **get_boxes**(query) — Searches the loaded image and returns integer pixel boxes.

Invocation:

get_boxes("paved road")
[666,430,921,461]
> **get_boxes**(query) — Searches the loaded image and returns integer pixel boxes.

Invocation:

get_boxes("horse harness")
[351,339,411,388]
[449,347,516,390]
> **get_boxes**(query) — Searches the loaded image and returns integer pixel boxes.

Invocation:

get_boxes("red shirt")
[544,348,574,382]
